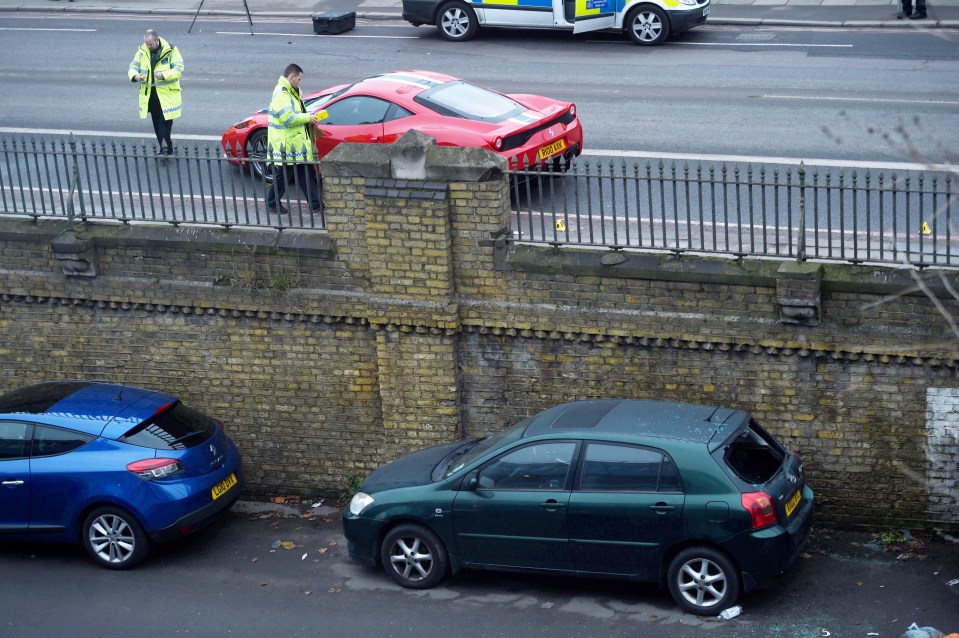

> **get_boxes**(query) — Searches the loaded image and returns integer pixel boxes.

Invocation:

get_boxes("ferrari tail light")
[493,136,504,151]
[742,491,777,529]
[569,104,576,117]
[127,458,184,480]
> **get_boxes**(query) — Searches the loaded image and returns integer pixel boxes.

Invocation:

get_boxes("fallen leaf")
[260,582,268,587]
[304,591,312,596]
[800,552,812,559]
[281,541,296,550]
[857,582,863,586]
[323,518,334,523]
[272,497,286,504]
[319,548,329,554]
[251,557,258,563]
[328,587,341,594]
[328,541,337,547]
[301,553,308,561]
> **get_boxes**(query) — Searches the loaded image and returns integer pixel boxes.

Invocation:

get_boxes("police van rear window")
[415,81,525,123]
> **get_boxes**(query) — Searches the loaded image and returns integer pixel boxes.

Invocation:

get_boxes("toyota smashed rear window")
[723,420,787,485]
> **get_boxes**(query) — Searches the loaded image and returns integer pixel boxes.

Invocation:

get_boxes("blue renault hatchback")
[0,381,242,569]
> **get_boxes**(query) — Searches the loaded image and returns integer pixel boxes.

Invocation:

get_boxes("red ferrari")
[221,70,583,179]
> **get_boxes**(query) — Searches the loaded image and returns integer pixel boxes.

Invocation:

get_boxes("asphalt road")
[0,501,957,638]
[0,13,957,163]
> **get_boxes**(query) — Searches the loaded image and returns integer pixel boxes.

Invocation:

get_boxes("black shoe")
[909,12,927,18]
[310,205,323,213]
[268,203,289,214]
[896,10,911,18]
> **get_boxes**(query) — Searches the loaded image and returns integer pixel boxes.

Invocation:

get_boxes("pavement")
[2,0,959,29]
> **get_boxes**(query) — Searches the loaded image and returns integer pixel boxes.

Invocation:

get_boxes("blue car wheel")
[82,506,149,570]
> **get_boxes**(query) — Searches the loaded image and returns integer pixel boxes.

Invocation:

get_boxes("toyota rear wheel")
[666,546,740,615]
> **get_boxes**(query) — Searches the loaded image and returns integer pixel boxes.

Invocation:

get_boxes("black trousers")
[266,163,322,211]
[901,0,926,13]
[148,90,174,154]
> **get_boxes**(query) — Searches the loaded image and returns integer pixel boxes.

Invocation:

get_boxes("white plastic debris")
[719,605,742,620]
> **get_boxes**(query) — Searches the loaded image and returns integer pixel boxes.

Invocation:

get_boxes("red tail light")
[153,401,175,416]
[569,104,576,117]
[742,491,777,529]
[493,136,504,151]
[127,458,184,480]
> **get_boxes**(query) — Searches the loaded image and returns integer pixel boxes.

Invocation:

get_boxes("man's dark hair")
[283,63,304,78]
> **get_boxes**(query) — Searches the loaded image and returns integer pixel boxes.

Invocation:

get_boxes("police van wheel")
[436,1,478,41]
[246,129,276,183]
[625,5,670,46]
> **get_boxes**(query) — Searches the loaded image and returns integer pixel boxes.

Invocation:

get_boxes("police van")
[402,0,710,46]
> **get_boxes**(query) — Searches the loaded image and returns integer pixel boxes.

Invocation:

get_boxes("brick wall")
[0,132,956,529]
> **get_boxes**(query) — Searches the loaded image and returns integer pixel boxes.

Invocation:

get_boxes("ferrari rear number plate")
[784,489,801,517]
[538,139,567,160]
[212,473,238,500]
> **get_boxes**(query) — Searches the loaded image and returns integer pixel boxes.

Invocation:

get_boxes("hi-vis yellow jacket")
[267,75,315,165]
[128,38,184,121]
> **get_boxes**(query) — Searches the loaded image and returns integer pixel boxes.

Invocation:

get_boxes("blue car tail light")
[127,458,185,480]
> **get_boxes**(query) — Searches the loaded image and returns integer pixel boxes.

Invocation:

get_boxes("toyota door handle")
[649,503,676,514]
[540,500,566,510]
[2,480,24,486]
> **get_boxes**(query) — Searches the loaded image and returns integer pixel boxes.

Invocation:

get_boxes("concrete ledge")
[499,241,959,297]
[0,217,332,258]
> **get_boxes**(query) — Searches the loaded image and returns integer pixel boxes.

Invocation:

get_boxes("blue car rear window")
[119,402,216,450]
[0,381,91,414]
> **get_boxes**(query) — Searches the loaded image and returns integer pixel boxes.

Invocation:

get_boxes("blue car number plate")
[212,473,238,501]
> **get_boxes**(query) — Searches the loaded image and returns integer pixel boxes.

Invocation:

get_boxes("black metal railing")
[0,134,325,230]
[509,156,959,268]
[3,134,958,268]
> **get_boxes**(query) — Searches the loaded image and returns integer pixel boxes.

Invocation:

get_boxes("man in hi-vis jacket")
[128,28,183,156]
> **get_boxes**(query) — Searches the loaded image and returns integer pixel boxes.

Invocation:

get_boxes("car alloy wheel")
[437,1,478,41]
[380,524,449,589]
[667,546,740,615]
[245,129,276,183]
[82,506,149,570]
[626,5,670,46]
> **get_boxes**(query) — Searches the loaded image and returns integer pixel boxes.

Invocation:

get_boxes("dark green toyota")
[342,399,814,615]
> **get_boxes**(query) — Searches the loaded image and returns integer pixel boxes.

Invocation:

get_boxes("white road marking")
[1,127,954,172]
[0,27,96,32]
[581,149,958,172]
[217,30,418,39]
[674,42,853,47]
[0,127,221,142]
[763,94,959,106]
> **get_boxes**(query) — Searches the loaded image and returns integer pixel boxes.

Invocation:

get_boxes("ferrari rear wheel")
[436,1,478,41]
[245,129,276,183]
[625,5,670,46]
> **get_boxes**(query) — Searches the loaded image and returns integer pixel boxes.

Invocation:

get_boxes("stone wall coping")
[500,241,959,297]
[0,217,331,258]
